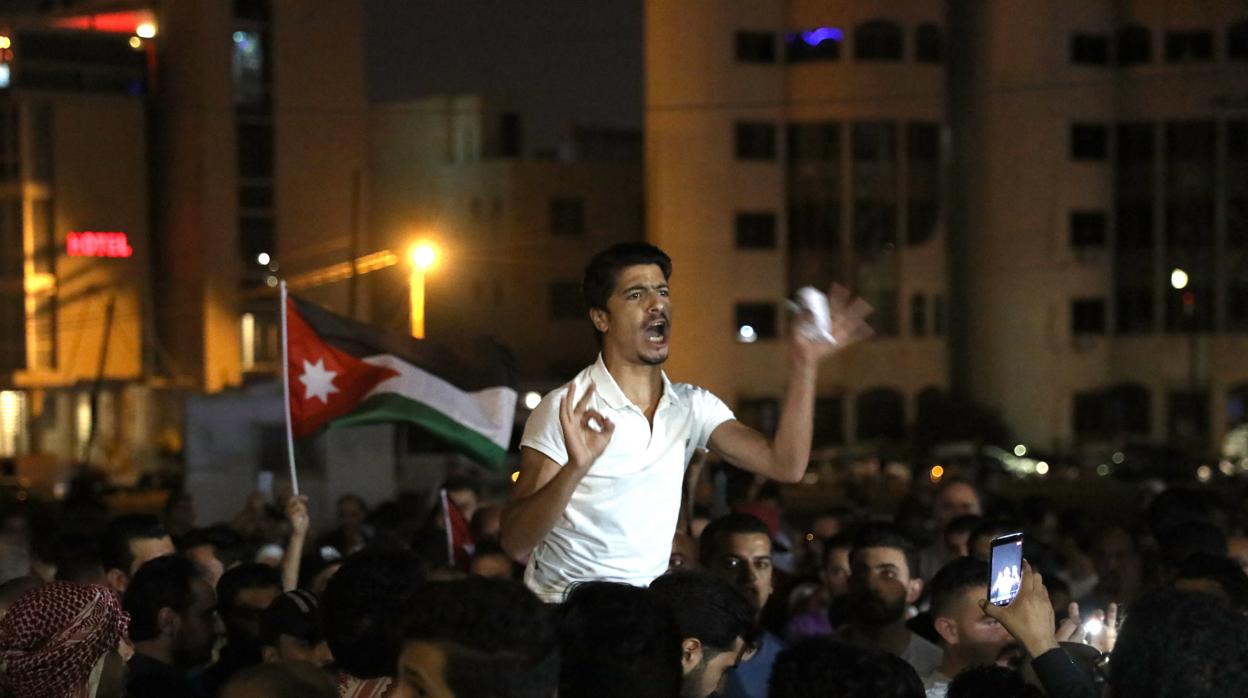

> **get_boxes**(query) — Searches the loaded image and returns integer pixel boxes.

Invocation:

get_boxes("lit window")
[735,303,776,341]
[785,27,842,62]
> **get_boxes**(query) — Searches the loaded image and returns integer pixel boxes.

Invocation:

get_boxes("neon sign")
[66,232,133,258]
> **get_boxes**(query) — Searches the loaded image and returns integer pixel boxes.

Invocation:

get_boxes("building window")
[788,203,839,251]
[1231,21,1248,60]
[549,197,586,236]
[907,122,940,245]
[736,31,777,63]
[1070,211,1107,248]
[1117,23,1152,65]
[915,24,941,63]
[1072,298,1107,335]
[911,294,927,337]
[548,281,583,321]
[1070,124,1108,160]
[231,30,270,107]
[0,199,23,370]
[1073,391,1110,438]
[852,121,899,335]
[1168,390,1209,446]
[735,303,776,342]
[784,27,843,62]
[855,20,904,61]
[735,122,777,160]
[1115,122,1155,334]
[0,105,17,183]
[787,122,841,288]
[1229,286,1248,330]
[1071,33,1110,65]
[735,212,776,249]
[237,121,274,178]
[1165,30,1213,63]
[814,395,845,446]
[856,388,905,441]
[932,295,946,336]
[1229,384,1248,428]
[1164,121,1215,332]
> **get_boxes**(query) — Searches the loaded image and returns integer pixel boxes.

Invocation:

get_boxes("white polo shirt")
[519,355,735,602]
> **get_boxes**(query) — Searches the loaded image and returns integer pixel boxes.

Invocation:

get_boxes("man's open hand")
[791,284,874,365]
[560,383,615,470]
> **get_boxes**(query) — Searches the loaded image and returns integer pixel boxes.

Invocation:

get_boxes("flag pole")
[280,281,300,496]
[441,488,453,565]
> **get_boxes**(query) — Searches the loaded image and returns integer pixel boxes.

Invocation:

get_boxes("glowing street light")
[136,22,157,39]
[409,242,439,338]
[1170,268,1189,290]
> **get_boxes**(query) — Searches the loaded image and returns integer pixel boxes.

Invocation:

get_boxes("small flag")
[284,295,517,467]
[441,488,475,569]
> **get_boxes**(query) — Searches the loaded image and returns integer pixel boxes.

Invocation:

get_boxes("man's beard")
[640,350,668,366]
[681,655,709,698]
[848,589,907,627]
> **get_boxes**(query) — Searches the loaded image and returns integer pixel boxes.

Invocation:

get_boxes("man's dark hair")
[124,554,198,642]
[556,581,682,698]
[822,533,853,559]
[217,563,281,618]
[1175,553,1248,612]
[699,513,771,567]
[851,522,920,580]
[769,637,923,698]
[101,514,167,574]
[223,661,337,698]
[180,524,251,569]
[52,532,104,583]
[401,577,559,698]
[1109,588,1248,697]
[945,514,983,540]
[649,571,756,653]
[321,547,425,679]
[947,666,1043,698]
[582,243,672,312]
[969,519,1022,555]
[927,557,989,619]
[1156,520,1227,569]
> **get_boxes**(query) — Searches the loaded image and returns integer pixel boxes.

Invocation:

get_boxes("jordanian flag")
[283,295,517,467]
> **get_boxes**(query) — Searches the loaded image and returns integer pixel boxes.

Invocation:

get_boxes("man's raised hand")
[560,383,615,470]
[791,284,874,364]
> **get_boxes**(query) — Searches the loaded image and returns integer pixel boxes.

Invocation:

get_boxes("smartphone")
[256,470,275,501]
[988,532,1025,606]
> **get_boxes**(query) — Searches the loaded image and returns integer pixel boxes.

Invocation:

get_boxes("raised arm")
[708,284,873,483]
[281,495,309,592]
[499,384,614,558]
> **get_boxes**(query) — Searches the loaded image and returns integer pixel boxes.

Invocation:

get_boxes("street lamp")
[1170,268,1189,290]
[409,242,438,338]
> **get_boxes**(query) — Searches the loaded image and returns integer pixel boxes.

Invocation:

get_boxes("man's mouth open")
[644,318,669,345]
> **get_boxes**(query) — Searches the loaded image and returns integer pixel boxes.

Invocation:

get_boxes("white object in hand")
[792,287,838,344]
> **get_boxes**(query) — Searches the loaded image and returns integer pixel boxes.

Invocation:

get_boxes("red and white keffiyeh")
[0,582,130,698]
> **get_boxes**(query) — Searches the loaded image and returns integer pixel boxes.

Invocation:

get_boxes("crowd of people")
[0,464,1244,697]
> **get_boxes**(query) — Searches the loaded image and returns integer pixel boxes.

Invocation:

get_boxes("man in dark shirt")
[123,554,220,698]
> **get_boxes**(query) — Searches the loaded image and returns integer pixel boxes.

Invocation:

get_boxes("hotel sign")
[66,231,133,258]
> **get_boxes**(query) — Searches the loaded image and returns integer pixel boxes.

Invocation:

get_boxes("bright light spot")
[410,243,437,270]
[1220,460,1236,476]
[256,252,271,265]
[129,36,142,49]
[52,482,67,499]
[0,36,10,50]
[930,465,945,482]
[1197,465,1213,482]
[1096,463,1111,477]
[738,325,757,343]
[1036,461,1050,476]
[1111,451,1125,465]
[799,27,843,46]
[805,533,815,542]
[233,31,247,43]
[0,64,8,90]
[510,471,520,483]
[136,22,157,39]
[265,275,278,288]
[1083,618,1103,636]
[523,391,542,410]
[1014,444,1027,457]
[1170,268,1189,290]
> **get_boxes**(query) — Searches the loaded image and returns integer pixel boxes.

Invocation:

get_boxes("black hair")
[180,524,252,569]
[401,577,559,698]
[217,563,281,618]
[1155,520,1227,569]
[822,533,853,559]
[100,514,168,574]
[1109,588,1248,697]
[945,514,983,539]
[769,637,924,698]
[927,557,989,618]
[969,519,1022,555]
[556,581,682,698]
[947,666,1043,698]
[1175,553,1248,612]
[649,571,756,654]
[223,661,337,698]
[260,589,323,647]
[581,242,672,319]
[124,554,197,642]
[52,532,104,583]
[322,547,426,679]
[699,513,771,567]
[851,522,921,580]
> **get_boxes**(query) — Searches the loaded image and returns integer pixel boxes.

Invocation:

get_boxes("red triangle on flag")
[286,298,399,438]
[442,490,476,569]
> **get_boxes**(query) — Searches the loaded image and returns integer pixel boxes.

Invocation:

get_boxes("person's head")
[669,532,698,572]
[100,514,175,594]
[811,508,853,542]
[0,582,131,698]
[769,637,924,698]
[468,541,518,580]
[1156,520,1228,582]
[968,519,1022,562]
[163,491,197,534]
[933,478,981,529]
[1173,553,1248,612]
[582,242,673,363]
[220,660,337,698]
[946,666,1043,698]
[260,589,333,668]
[848,523,922,629]
[699,513,774,613]
[442,479,481,523]
[821,534,852,600]
[299,547,343,596]
[944,515,982,559]
[650,571,755,698]
[556,581,682,698]
[124,554,220,668]
[52,532,106,585]
[337,494,369,532]
[1092,526,1140,598]
[322,547,425,679]
[217,563,282,653]
[1109,588,1248,697]
[927,557,1017,671]
[396,577,558,698]
[469,505,502,543]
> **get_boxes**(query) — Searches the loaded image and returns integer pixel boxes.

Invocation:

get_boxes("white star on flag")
[299,358,340,404]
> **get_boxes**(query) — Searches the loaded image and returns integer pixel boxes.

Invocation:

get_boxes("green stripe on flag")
[326,393,509,468]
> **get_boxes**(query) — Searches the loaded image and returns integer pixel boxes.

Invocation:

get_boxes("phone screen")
[989,532,1024,606]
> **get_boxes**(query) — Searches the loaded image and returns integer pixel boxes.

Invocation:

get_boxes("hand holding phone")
[989,532,1025,606]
